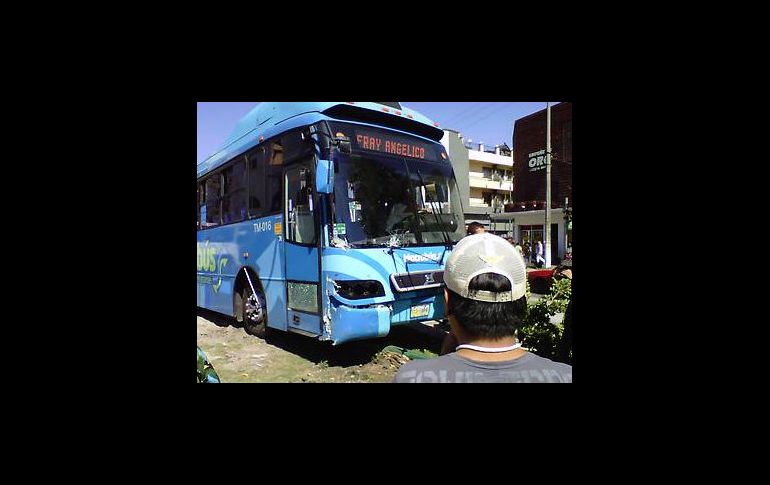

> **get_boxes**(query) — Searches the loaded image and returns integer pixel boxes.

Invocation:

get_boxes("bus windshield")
[332,151,465,247]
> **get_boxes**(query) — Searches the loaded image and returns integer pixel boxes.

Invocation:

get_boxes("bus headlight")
[334,280,385,299]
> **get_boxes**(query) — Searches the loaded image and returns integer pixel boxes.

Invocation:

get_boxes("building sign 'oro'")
[528,149,547,172]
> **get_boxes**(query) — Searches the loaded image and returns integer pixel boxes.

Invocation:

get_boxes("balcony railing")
[468,195,513,211]
[464,143,512,156]
[468,176,513,191]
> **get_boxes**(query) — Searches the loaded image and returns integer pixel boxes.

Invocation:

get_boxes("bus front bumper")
[328,295,445,345]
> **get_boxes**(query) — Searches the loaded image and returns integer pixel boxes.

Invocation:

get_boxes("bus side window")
[282,129,312,161]
[223,158,247,224]
[197,183,204,230]
[286,165,315,244]
[205,174,222,228]
[266,141,283,214]
[248,147,265,218]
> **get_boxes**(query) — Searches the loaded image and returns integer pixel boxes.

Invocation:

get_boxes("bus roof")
[197,102,442,178]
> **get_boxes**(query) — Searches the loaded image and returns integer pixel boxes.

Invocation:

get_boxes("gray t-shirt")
[393,352,572,383]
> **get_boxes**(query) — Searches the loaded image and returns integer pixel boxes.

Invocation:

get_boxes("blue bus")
[197,102,466,345]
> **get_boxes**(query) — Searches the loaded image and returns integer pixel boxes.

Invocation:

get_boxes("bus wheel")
[242,285,268,338]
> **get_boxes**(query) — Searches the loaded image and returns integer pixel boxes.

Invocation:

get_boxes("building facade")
[441,129,514,228]
[441,102,572,266]
[492,102,572,264]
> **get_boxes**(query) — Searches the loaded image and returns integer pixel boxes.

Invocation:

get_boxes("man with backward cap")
[393,233,572,383]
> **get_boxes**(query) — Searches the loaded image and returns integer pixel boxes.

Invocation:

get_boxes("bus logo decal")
[404,253,441,263]
[197,241,229,293]
[212,257,229,293]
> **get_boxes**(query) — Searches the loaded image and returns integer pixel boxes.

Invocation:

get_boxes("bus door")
[283,161,321,335]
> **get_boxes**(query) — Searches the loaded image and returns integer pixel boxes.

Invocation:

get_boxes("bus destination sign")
[354,133,427,159]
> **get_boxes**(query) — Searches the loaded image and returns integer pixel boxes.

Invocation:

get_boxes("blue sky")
[197,102,555,163]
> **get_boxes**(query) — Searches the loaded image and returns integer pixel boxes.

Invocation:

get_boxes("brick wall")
[512,102,572,210]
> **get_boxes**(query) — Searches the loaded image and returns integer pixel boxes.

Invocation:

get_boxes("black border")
[112,71,646,410]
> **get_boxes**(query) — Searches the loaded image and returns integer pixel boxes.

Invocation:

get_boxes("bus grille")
[390,270,445,292]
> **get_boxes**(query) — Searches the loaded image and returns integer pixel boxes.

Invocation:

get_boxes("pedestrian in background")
[535,239,545,268]
[466,222,486,236]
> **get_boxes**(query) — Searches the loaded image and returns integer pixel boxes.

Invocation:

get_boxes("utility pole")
[545,102,552,268]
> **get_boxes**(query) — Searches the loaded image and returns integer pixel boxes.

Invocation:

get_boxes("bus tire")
[241,284,268,339]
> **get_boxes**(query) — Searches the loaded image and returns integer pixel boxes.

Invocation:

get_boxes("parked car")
[527,268,555,294]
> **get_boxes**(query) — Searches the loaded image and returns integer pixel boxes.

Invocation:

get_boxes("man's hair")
[446,272,527,339]
[467,222,485,235]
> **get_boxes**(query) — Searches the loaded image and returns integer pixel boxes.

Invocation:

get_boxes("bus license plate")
[410,304,430,318]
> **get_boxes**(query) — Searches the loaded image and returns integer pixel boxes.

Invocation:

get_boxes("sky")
[197,102,555,163]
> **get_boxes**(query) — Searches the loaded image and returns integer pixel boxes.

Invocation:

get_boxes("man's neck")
[454,335,527,362]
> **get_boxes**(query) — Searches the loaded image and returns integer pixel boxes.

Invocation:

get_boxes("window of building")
[483,166,505,181]
[222,158,247,224]
[563,120,572,162]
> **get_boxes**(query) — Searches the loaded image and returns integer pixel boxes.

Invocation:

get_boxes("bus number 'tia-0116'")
[253,220,272,232]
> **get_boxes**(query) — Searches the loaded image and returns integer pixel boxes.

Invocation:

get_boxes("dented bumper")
[326,293,445,345]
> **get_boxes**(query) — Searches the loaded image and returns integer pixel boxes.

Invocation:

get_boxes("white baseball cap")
[444,233,527,302]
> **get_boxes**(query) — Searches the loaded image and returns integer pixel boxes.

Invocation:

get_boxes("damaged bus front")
[316,121,466,344]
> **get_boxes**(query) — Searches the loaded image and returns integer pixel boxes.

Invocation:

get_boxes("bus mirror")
[337,140,352,154]
[333,134,352,154]
[316,159,334,194]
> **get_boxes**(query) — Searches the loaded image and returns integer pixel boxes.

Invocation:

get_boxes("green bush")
[519,277,571,362]
[549,277,572,313]
[382,345,437,360]
[197,346,221,383]
[519,299,561,359]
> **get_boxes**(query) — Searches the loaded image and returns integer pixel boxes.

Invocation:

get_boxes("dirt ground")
[197,309,448,383]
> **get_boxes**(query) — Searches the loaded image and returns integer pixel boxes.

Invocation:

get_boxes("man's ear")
[444,287,450,305]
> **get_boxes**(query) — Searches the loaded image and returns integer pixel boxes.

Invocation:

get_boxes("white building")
[440,129,514,227]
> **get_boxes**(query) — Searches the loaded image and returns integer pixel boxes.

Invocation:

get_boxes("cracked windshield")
[331,130,465,247]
